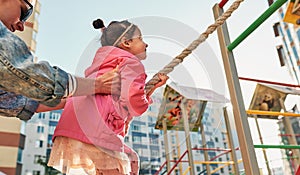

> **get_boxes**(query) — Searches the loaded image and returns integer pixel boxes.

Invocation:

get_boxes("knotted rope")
[145,0,244,93]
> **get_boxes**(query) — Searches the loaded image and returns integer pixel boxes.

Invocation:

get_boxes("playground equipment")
[154,82,238,175]
[145,0,300,174]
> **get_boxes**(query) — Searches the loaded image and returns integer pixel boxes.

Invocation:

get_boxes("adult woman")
[0,0,120,120]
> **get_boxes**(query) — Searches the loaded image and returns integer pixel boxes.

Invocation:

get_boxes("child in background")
[48,19,168,175]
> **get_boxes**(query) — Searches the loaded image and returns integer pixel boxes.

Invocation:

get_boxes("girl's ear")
[119,38,131,49]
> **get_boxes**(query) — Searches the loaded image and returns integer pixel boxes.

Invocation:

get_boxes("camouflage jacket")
[0,21,69,120]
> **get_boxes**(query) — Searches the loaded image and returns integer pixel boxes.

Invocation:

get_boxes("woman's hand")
[95,67,121,95]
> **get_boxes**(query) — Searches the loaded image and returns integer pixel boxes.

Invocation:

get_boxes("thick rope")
[145,0,244,93]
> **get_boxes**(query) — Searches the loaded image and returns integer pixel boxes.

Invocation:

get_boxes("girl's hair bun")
[93,19,105,29]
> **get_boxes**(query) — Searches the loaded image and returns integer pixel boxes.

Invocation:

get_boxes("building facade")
[0,1,41,175]
[274,6,300,84]
[22,110,61,175]
[273,1,300,174]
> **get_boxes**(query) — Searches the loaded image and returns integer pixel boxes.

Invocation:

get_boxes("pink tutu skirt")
[48,136,133,175]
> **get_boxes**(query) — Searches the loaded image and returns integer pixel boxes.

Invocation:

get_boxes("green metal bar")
[254,145,300,149]
[227,0,288,51]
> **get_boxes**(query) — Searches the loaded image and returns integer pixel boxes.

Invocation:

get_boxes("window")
[35,140,43,148]
[38,113,45,119]
[267,0,274,6]
[132,125,140,131]
[34,155,43,164]
[17,148,23,163]
[273,22,280,37]
[48,125,56,134]
[221,168,224,173]
[171,135,176,144]
[132,136,141,142]
[32,170,40,175]
[49,112,61,121]
[276,45,285,66]
[151,150,159,157]
[37,126,44,133]
[149,137,158,144]
[215,137,219,142]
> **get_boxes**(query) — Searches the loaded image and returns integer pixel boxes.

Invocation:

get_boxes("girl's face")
[126,28,148,60]
[0,0,27,32]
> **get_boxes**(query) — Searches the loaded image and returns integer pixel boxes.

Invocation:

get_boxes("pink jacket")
[53,46,151,154]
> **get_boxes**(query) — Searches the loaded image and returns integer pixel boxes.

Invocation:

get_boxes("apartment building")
[272,1,300,174]
[22,110,62,175]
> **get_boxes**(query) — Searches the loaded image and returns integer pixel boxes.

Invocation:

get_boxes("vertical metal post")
[181,99,195,175]
[163,119,171,173]
[199,102,210,174]
[254,115,272,175]
[175,129,183,175]
[200,123,210,175]
[223,107,240,174]
[213,4,260,175]
[279,99,300,170]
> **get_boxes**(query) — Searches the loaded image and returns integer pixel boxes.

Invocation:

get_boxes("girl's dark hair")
[93,19,137,46]
[92,19,105,29]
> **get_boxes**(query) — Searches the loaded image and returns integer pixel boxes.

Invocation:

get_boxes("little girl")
[47,19,168,175]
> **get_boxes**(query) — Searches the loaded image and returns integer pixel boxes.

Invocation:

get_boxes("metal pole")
[247,110,300,117]
[279,98,300,167]
[223,107,240,174]
[198,101,210,174]
[200,118,211,175]
[175,129,183,175]
[279,99,300,169]
[219,0,229,8]
[163,119,171,173]
[181,99,195,175]
[254,145,300,149]
[227,0,288,51]
[213,4,260,175]
[254,115,272,175]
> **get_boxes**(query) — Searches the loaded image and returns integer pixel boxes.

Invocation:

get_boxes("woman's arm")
[0,90,39,120]
[74,67,120,96]
[35,99,66,113]
[0,22,120,108]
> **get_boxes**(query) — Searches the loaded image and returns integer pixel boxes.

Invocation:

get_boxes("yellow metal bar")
[211,160,243,174]
[194,161,234,164]
[247,110,300,117]
[211,164,229,174]
[183,166,191,175]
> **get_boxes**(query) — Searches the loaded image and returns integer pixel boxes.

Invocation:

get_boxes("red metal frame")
[154,147,240,175]
[219,0,229,8]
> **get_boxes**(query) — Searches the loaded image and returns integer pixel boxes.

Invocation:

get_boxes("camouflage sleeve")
[0,89,39,120]
[0,21,69,107]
